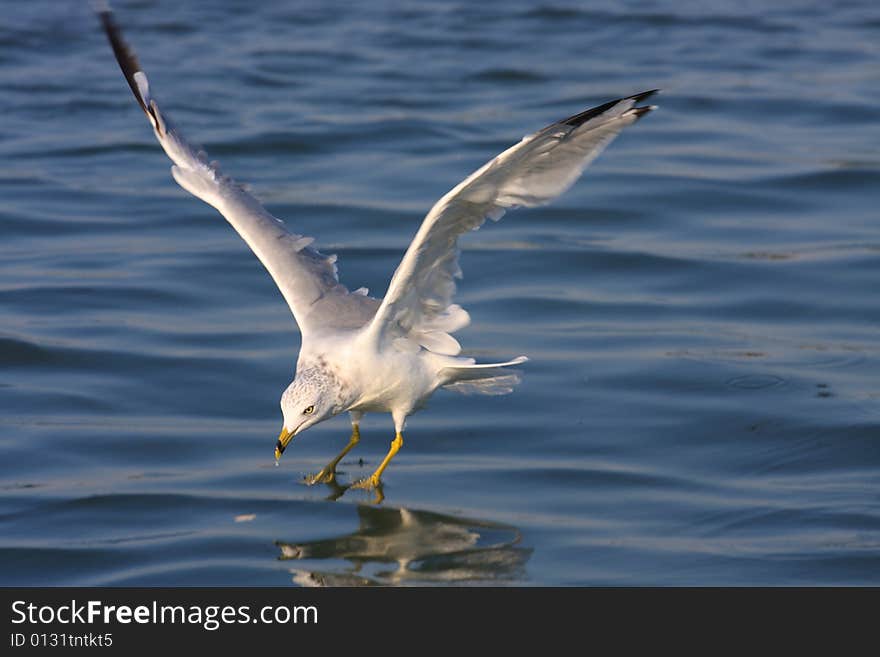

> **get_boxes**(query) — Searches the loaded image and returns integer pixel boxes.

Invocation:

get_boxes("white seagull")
[100,9,656,495]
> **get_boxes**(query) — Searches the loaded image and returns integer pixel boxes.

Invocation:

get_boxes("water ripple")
[1,0,878,586]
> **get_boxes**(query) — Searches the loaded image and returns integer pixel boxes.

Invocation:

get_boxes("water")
[1,0,879,586]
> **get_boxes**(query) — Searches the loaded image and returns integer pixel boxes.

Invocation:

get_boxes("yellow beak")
[275,426,294,461]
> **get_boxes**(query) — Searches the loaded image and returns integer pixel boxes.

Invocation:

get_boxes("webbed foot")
[350,476,385,504]
[304,468,337,486]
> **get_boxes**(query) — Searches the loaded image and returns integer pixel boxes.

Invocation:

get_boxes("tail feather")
[443,373,522,396]
[440,355,527,396]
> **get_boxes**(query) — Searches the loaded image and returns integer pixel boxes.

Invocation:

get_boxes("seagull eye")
[303,405,315,415]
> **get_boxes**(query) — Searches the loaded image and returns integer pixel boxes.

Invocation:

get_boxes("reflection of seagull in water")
[277,505,530,586]
[100,8,656,493]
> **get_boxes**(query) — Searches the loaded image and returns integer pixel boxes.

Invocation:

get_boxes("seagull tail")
[439,356,528,396]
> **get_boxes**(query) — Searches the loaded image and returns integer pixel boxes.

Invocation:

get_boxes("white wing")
[100,10,377,339]
[365,91,657,352]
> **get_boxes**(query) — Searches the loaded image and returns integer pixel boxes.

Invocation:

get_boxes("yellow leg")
[305,425,360,486]
[354,432,403,490]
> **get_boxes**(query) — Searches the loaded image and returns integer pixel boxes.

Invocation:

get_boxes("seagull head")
[275,367,340,460]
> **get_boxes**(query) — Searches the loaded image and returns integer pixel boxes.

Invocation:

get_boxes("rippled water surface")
[2,0,879,585]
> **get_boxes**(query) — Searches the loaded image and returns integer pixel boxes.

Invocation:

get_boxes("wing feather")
[365,91,657,347]
[100,9,372,338]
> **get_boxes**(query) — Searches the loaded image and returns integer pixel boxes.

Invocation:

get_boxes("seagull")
[99,8,656,496]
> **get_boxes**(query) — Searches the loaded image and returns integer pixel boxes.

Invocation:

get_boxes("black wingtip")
[630,105,655,120]
[630,89,660,104]
[561,88,660,128]
[98,8,149,116]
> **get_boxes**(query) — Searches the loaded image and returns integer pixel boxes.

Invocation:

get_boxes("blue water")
[2,0,879,586]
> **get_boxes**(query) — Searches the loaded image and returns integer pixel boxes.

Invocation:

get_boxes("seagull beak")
[275,426,294,461]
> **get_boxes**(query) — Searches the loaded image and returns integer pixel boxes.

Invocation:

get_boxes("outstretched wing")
[100,10,376,339]
[364,91,657,350]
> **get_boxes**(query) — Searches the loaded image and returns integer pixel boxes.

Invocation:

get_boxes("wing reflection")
[276,505,531,586]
